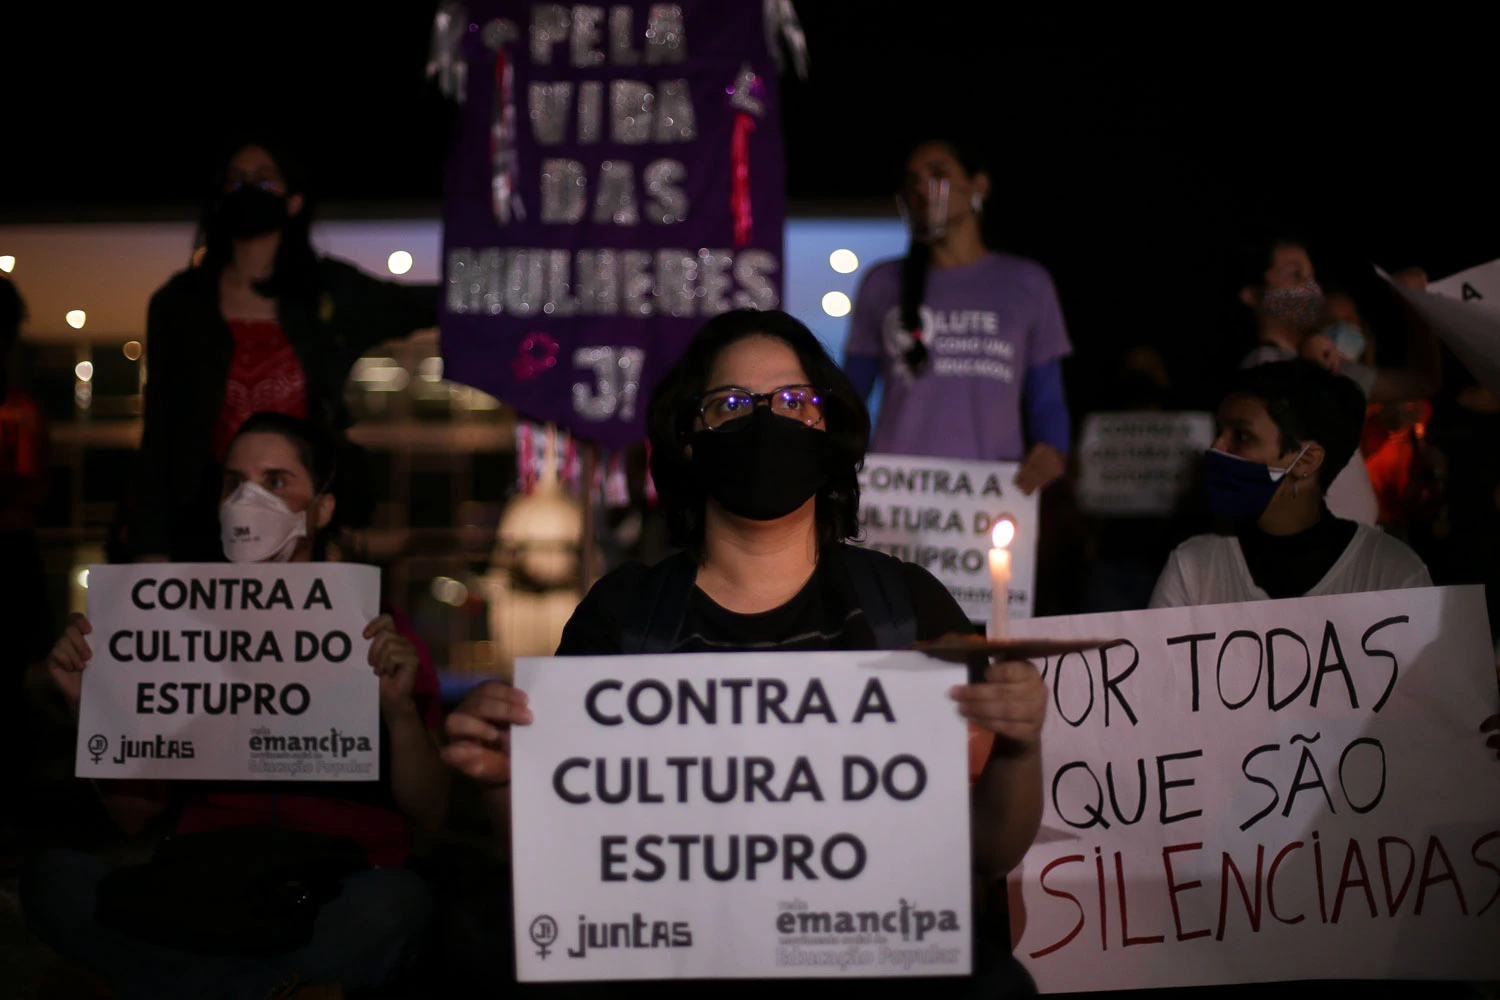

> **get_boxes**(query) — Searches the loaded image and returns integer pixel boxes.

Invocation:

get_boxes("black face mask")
[218,185,288,239]
[690,406,832,521]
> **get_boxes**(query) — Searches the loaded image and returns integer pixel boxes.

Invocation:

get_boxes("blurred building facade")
[0,214,907,678]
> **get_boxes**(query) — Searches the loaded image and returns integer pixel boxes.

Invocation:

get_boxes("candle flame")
[991,516,1016,549]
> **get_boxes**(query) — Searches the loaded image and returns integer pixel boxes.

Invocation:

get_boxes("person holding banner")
[129,137,438,564]
[24,412,448,999]
[1150,360,1431,609]
[444,310,1048,996]
[843,139,1072,496]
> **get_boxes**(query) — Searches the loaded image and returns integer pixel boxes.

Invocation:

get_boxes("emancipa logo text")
[776,900,960,941]
[249,729,372,756]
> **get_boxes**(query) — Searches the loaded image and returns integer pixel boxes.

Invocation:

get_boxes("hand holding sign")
[1014,442,1066,496]
[46,612,92,709]
[949,660,1047,756]
[1391,266,1429,291]
[1482,715,1500,760]
[367,615,421,717]
[441,680,532,785]
[1298,332,1343,375]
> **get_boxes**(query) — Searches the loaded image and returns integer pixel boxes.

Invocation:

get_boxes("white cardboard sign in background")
[1384,261,1500,402]
[1007,586,1500,992]
[855,453,1039,622]
[76,563,381,781]
[1075,412,1215,517]
[510,651,972,981]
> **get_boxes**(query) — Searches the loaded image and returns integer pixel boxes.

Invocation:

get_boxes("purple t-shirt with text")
[846,253,1072,461]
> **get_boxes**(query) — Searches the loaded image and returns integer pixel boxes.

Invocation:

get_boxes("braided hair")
[898,139,990,373]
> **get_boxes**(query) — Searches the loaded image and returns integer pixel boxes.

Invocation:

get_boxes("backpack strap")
[836,544,918,650]
[620,551,698,654]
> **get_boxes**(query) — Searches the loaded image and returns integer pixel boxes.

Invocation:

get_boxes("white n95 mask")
[220,481,308,563]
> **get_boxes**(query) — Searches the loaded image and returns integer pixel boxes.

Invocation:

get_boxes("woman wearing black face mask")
[442,311,1050,998]
[572,308,986,654]
[128,138,438,562]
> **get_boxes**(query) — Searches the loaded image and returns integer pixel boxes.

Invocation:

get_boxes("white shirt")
[1149,522,1434,609]
[1240,344,1378,524]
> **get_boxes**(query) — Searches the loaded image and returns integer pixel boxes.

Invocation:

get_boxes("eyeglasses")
[225,174,286,195]
[694,384,823,431]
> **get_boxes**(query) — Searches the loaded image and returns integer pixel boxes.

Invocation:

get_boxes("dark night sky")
[4,6,1498,402]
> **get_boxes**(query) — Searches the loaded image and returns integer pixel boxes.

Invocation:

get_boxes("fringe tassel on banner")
[483,19,525,226]
[731,113,756,248]
[542,424,561,489]
[727,63,766,250]
[763,0,809,79]
[605,453,629,508]
[426,1,468,102]
[516,423,535,495]
[516,422,640,509]
[644,440,658,507]
[563,434,579,488]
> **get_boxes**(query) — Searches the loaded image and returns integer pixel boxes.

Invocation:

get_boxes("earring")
[971,192,983,216]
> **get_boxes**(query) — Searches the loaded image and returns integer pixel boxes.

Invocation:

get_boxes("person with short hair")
[1150,360,1431,608]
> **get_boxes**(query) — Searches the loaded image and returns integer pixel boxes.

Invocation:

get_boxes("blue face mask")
[1326,321,1367,362]
[1203,446,1306,524]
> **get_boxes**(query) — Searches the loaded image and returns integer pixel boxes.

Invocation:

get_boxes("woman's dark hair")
[197,136,323,301]
[1229,360,1365,491]
[646,310,870,561]
[1235,231,1312,291]
[225,411,345,556]
[899,138,990,342]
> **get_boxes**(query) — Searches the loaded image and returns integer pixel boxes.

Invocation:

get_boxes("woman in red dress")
[129,139,437,562]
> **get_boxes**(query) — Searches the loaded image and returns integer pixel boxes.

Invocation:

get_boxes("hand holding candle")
[989,515,1015,639]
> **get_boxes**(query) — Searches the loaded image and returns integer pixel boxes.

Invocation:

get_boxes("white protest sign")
[1075,412,1215,517]
[76,563,381,781]
[510,651,972,981]
[1428,258,1500,310]
[854,453,1039,622]
[1380,262,1500,401]
[1005,586,1500,992]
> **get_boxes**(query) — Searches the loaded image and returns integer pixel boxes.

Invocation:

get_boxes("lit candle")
[989,516,1015,639]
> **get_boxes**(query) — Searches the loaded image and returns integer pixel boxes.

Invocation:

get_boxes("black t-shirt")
[1236,506,1359,600]
[556,551,973,655]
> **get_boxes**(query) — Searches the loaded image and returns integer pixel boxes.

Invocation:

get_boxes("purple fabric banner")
[439,1,786,448]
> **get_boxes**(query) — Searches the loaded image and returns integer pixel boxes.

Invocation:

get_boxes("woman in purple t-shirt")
[845,140,1073,494]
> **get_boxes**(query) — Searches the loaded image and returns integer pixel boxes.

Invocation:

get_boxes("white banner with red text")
[1007,585,1500,991]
